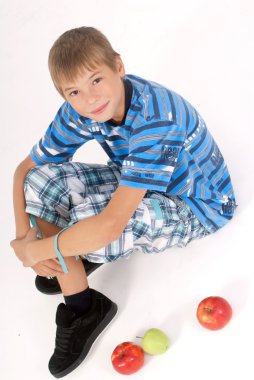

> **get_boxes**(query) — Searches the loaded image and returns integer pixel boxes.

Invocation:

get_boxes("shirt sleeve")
[119,120,186,192]
[30,102,94,165]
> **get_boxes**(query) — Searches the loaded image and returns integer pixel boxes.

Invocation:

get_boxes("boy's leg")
[24,162,120,283]
[34,217,117,378]
[56,256,88,295]
[33,217,103,294]
[24,163,119,375]
[48,254,117,378]
[33,216,88,299]
[35,260,102,294]
[35,217,61,237]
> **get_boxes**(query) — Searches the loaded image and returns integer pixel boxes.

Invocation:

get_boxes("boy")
[11,27,236,377]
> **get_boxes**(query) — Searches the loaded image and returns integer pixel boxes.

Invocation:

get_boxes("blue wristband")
[54,228,69,273]
[53,223,80,274]
[30,215,79,273]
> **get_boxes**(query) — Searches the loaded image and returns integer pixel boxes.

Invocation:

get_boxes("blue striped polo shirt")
[30,74,236,233]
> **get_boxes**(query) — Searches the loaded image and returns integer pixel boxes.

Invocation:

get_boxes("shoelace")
[55,324,76,355]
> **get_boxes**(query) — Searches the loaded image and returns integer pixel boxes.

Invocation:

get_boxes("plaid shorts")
[24,162,209,263]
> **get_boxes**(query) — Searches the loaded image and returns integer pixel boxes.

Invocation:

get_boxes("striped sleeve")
[119,120,185,191]
[30,102,94,165]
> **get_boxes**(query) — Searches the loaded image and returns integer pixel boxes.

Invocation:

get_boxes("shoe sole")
[51,301,118,378]
[36,284,62,296]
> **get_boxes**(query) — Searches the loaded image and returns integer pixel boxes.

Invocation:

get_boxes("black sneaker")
[48,289,117,378]
[35,260,103,295]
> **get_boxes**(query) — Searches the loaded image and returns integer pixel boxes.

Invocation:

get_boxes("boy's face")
[61,57,126,123]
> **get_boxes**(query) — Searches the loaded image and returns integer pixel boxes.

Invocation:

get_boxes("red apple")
[197,296,232,330]
[111,341,144,375]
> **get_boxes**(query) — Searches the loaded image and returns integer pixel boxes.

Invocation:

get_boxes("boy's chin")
[90,113,115,123]
[90,116,110,123]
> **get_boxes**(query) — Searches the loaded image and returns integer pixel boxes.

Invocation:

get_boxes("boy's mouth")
[91,102,109,115]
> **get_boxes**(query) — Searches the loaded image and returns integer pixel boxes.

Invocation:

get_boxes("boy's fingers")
[32,260,64,276]
[45,260,64,272]
[37,269,58,277]
[52,258,63,268]
[51,260,64,271]
[36,265,62,277]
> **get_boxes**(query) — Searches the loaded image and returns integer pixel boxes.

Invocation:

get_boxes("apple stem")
[136,336,143,339]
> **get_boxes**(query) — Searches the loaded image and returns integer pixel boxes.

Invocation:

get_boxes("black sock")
[64,287,92,317]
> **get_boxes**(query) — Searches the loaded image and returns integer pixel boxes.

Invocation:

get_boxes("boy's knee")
[25,164,41,178]
[24,164,52,186]
[24,165,56,201]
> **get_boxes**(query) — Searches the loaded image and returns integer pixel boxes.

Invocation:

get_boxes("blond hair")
[48,27,119,96]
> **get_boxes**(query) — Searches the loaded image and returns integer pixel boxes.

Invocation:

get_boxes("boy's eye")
[92,78,102,85]
[70,90,79,97]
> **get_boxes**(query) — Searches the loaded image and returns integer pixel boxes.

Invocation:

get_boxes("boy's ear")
[115,55,125,77]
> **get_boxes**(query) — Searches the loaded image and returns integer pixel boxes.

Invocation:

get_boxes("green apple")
[141,328,169,355]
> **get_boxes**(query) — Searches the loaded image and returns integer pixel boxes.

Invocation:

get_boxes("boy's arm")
[13,155,38,238]
[12,186,147,266]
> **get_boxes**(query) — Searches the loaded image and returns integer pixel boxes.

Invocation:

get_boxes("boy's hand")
[32,259,64,277]
[10,227,40,267]
[10,227,64,276]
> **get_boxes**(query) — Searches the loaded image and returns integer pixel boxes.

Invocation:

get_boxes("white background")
[1,0,254,379]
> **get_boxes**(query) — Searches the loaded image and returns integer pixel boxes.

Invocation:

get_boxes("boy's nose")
[86,90,99,105]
